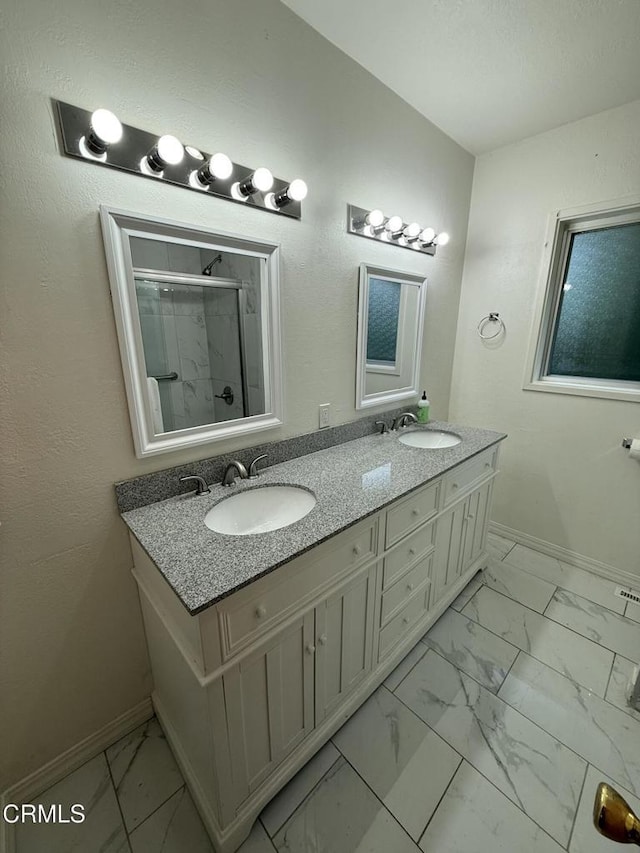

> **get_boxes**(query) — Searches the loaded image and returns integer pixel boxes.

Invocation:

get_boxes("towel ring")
[477,312,505,340]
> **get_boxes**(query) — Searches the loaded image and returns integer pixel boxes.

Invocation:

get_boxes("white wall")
[450,99,640,576]
[0,0,473,788]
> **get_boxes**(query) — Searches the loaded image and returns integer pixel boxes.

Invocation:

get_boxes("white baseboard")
[0,698,153,853]
[489,521,639,588]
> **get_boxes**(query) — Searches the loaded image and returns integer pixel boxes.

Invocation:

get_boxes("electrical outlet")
[318,403,331,429]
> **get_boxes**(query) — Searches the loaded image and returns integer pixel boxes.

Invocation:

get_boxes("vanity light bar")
[54,101,306,220]
[347,204,449,256]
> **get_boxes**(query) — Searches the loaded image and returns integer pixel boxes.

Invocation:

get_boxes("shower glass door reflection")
[134,274,252,433]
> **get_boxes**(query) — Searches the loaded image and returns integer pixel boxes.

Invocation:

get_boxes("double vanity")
[122,420,505,852]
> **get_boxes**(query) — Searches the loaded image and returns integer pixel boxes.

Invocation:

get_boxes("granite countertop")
[123,421,506,615]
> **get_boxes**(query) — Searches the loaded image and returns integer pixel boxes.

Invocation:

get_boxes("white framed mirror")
[355,263,427,409]
[100,206,282,457]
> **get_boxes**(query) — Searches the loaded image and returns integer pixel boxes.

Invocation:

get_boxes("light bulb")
[404,222,421,239]
[191,152,234,189]
[91,109,122,145]
[156,135,184,165]
[288,178,308,201]
[435,231,450,246]
[366,209,384,228]
[238,167,274,197]
[210,152,233,180]
[420,227,436,244]
[273,178,308,207]
[385,215,403,234]
[79,108,123,159]
[253,167,274,192]
[142,135,184,174]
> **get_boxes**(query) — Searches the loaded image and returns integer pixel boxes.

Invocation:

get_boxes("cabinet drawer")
[442,446,498,508]
[218,517,378,659]
[385,481,440,548]
[378,582,430,659]
[383,522,434,589]
[381,554,433,625]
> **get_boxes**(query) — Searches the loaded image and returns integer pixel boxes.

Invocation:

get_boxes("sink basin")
[204,486,316,535]
[399,430,462,449]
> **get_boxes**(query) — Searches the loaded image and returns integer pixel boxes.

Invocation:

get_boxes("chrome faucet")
[222,460,249,486]
[248,454,268,478]
[375,420,389,435]
[179,475,211,496]
[391,412,418,430]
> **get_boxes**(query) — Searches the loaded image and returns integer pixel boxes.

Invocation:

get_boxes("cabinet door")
[315,564,376,724]
[223,612,315,800]
[432,499,467,606]
[461,479,493,574]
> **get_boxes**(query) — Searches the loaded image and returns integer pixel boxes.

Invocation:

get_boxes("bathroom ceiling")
[279,0,640,154]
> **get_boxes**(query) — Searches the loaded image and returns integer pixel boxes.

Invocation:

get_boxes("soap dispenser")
[417,391,430,423]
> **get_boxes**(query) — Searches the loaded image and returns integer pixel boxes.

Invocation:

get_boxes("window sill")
[523,376,640,403]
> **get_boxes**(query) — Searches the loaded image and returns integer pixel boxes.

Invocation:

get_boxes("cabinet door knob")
[467,513,475,520]
[306,644,316,655]
[451,483,458,490]
[352,544,362,557]
[407,583,414,592]
[403,616,410,625]
[318,634,328,646]
[408,547,416,556]
[485,462,491,469]
[412,508,420,516]
[255,604,267,618]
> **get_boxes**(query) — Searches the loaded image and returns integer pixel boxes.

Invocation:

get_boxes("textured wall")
[449,99,640,575]
[0,0,473,787]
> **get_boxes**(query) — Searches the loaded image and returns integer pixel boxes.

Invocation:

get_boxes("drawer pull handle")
[408,547,416,556]
[306,644,316,655]
[407,583,414,592]
[318,634,328,646]
[255,605,267,619]
[467,513,475,520]
[412,508,420,517]
[402,616,410,625]
[352,545,362,557]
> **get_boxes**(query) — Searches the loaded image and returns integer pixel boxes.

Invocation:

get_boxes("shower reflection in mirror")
[131,239,265,434]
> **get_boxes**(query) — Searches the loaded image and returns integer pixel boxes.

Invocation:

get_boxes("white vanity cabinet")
[131,442,501,853]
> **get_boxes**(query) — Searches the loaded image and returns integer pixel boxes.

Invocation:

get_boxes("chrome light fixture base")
[55,101,303,220]
[347,204,437,256]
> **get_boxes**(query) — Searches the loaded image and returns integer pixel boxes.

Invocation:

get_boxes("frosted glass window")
[367,277,401,364]
[549,222,640,382]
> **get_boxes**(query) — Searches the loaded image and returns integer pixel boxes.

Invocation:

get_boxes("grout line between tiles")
[462,585,616,695]
[257,816,278,852]
[415,756,463,846]
[566,763,589,852]
[332,737,440,848]
[388,651,575,849]
[542,601,639,657]
[104,749,134,853]
[122,781,186,842]
[604,654,617,703]
[262,755,343,840]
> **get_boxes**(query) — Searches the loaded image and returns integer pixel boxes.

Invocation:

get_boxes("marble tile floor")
[14,534,640,853]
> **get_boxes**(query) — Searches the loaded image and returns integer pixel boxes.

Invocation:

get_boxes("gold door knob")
[593,782,640,845]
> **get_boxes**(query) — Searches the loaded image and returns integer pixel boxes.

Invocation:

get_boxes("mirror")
[100,207,282,457]
[355,264,427,409]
